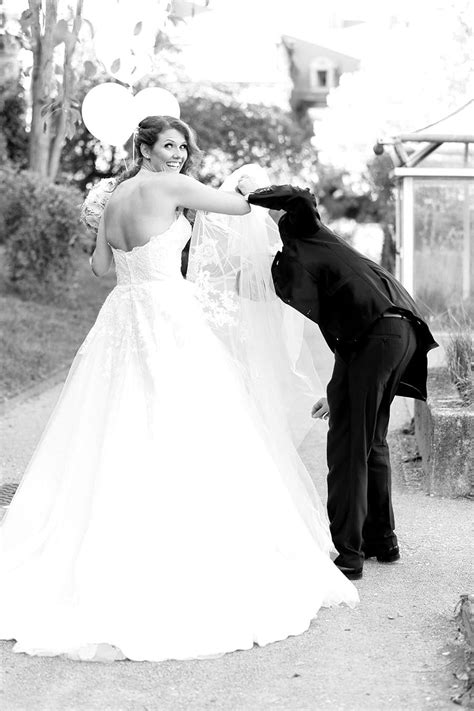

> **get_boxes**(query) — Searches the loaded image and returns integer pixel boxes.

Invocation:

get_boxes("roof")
[281,22,368,61]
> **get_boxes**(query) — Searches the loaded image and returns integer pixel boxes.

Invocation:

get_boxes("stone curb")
[414,368,474,498]
[459,594,474,650]
[0,367,68,417]
[452,594,474,706]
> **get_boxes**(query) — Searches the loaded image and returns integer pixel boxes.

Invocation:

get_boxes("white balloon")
[82,83,135,146]
[133,88,180,124]
[81,84,181,147]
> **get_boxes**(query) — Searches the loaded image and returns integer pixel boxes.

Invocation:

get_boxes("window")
[317,70,328,88]
[310,58,335,90]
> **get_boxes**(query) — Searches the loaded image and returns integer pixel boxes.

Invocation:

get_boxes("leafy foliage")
[0,166,87,298]
[60,82,318,192]
[0,79,28,167]
[312,153,396,223]
[178,89,316,185]
[308,154,397,271]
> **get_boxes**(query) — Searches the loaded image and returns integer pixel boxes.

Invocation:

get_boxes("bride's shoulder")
[136,174,199,204]
[154,173,196,187]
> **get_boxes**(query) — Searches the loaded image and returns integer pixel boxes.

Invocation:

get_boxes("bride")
[0,115,358,662]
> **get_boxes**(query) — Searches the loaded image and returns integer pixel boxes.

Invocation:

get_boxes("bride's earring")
[142,154,153,172]
[142,154,164,173]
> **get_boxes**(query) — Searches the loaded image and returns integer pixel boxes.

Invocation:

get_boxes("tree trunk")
[48,0,83,180]
[28,0,57,176]
[380,223,396,275]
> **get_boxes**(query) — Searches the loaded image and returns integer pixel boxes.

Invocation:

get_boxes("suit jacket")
[247,185,438,401]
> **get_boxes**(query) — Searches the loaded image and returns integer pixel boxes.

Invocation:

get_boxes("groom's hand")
[236,175,261,196]
[311,397,329,420]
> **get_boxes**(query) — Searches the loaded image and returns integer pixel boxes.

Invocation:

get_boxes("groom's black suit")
[247,186,438,572]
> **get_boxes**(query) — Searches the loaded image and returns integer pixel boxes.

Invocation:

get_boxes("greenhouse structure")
[376,100,474,327]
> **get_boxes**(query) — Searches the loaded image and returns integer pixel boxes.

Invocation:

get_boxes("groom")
[244,184,437,580]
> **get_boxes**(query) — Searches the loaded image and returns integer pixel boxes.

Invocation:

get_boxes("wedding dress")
[0,211,358,662]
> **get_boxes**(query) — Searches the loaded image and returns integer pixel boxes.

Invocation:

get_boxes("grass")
[446,330,473,405]
[413,247,474,328]
[0,247,116,402]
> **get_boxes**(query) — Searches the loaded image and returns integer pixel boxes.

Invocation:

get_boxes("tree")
[366,153,397,272]
[17,0,204,180]
[178,86,317,186]
[20,0,84,178]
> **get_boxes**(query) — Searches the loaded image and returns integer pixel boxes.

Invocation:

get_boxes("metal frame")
[380,102,474,307]
[394,168,474,178]
[394,169,473,301]
[399,177,414,295]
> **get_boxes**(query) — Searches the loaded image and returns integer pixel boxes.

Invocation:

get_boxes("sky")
[4,0,458,113]
[71,0,384,87]
[173,0,381,83]
[3,0,384,82]
[3,0,394,86]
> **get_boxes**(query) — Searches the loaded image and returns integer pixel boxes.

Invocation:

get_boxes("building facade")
[281,33,360,115]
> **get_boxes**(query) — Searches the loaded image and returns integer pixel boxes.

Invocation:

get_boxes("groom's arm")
[247,185,321,234]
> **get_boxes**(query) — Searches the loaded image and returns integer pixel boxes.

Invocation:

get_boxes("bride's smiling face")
[144,129,189,173]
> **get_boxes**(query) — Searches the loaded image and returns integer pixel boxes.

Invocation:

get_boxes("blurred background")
[0,0,473,401]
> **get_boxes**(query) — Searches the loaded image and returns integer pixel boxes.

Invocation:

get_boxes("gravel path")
[0,331,472,710]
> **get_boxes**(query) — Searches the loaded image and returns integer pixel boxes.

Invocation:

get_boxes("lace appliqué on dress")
[78,216,198,376]
[188,228,240,330]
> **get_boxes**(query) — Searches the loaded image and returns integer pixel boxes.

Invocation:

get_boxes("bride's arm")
[159,173,251,215]
[236,175,285,225]
[90,216,113,277]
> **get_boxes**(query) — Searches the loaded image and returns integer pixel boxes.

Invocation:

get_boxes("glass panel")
[413,178,474,328]
[415,142,473,169]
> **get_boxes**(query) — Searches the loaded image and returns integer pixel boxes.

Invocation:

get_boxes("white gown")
[0,214,358,662]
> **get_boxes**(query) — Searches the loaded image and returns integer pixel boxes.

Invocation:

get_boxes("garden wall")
[414,367,473,498]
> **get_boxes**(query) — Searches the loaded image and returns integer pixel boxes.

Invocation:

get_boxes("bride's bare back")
[91,171,250,277]
[104,174,180,253]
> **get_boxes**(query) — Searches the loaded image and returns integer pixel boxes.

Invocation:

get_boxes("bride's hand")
[311,398,329,420]
[236,175,261,196]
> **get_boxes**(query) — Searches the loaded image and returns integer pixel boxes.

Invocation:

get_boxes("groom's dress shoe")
[336,564,363,580]
[363,544,400,563]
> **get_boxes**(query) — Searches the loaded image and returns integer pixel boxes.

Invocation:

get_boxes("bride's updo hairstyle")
[116,115,201,184]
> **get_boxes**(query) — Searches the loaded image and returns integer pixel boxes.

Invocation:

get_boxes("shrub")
[0,167,87,298]
[445,315,473,405]
[0,162,17,246]
[0,79,28,168]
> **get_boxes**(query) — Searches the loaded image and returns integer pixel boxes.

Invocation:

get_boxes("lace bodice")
[110,214,191,285]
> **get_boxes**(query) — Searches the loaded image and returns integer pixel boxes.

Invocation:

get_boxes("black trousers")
[326,316,417,569]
